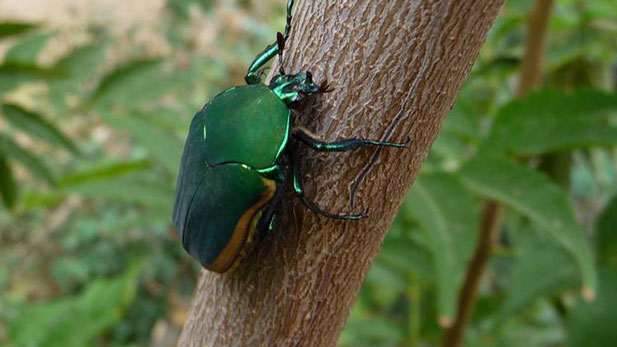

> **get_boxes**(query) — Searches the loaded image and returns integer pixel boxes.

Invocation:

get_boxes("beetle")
[172,0,408,273]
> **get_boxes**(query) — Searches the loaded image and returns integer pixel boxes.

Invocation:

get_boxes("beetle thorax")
[269,71,323,105]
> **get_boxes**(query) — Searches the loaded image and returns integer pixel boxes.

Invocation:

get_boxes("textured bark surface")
[179,1,505,346]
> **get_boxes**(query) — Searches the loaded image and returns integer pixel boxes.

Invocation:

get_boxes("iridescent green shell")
[202,84,290,169]
[172,110,276,272]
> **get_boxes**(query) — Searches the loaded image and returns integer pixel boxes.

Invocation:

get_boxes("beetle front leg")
[245,0,295,85]
[292,127,410,152]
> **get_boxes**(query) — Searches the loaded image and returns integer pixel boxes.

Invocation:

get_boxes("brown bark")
[178,1,505,346]
[443,1,555,346]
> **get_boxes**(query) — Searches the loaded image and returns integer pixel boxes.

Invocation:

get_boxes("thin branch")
[442,201,503,347]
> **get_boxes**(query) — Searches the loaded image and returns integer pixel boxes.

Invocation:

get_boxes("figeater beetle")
[172,0,408,273]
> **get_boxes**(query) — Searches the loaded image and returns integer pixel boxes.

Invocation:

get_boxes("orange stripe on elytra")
[207,179,276,273]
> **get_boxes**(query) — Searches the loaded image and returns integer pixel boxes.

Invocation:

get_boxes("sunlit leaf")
[1,103,78,153]
[407,172,478,321]
[0,146,18,209]
[0,22,36,40]
[0,135,55,185]
[4,32,55,64]
[459,155,597,295]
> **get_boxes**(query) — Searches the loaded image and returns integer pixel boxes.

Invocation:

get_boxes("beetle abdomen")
[174,164,276,272]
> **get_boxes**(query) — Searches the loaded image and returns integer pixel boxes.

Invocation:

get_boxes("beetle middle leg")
[290,153,367,220]
[292,126,410,152]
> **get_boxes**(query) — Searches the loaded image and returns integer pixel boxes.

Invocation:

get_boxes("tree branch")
[178,1,505,346]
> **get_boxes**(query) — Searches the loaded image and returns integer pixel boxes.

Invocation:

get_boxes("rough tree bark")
[179,1,505,346]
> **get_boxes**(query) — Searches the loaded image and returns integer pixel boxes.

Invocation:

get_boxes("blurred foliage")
[0,0,615,346]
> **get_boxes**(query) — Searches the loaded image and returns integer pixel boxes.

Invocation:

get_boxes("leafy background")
[0,0,616,346]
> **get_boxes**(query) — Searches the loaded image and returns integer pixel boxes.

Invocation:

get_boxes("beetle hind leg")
[291,156,367,220]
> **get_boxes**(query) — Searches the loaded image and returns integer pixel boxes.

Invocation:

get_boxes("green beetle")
[172,0,408,273]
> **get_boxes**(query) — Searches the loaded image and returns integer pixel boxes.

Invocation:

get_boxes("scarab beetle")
[172,0,408,273]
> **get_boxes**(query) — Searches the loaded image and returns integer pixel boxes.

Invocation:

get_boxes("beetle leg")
[245,0,295,84]
[293,126,411,152]
[291,155,367,220]
[257,196,280,234]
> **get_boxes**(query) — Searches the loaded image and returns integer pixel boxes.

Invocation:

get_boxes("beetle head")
[270,71,332,106]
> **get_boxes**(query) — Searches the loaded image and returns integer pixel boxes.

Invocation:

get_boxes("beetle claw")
[319,79,335,93]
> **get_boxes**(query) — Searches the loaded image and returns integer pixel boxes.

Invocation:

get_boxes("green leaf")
[379,235,434,282]
[1,135,55,185]
[407,172,478,321]
[88,59,162,106]
[1,103,78,153]
[87,59,194,110]
[21,190,64,209]
[8,267,139,347]
[340,317,404,346]
[498,224,580,322]
[64,177,173,210]
[101,113,181,173]
[0,146,18,209]
[4,32,54,64]
[50,42,108,113]
[483,90,617,156]
[54,42,107,84]
[459,155,597,295]
[364,261,407,308]
[58,160,152,186]
[597,195,617,267]
[58,162,172,209]
[567,267,617,347]
[0,63,62,94]
[0,22,36,40]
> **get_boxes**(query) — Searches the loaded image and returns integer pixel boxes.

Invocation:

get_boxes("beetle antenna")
[276,32,286,75]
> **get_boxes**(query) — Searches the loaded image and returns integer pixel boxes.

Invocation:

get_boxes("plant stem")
[442,201,503,347]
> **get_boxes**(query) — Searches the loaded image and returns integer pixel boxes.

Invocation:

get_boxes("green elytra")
[172,0,409,273]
